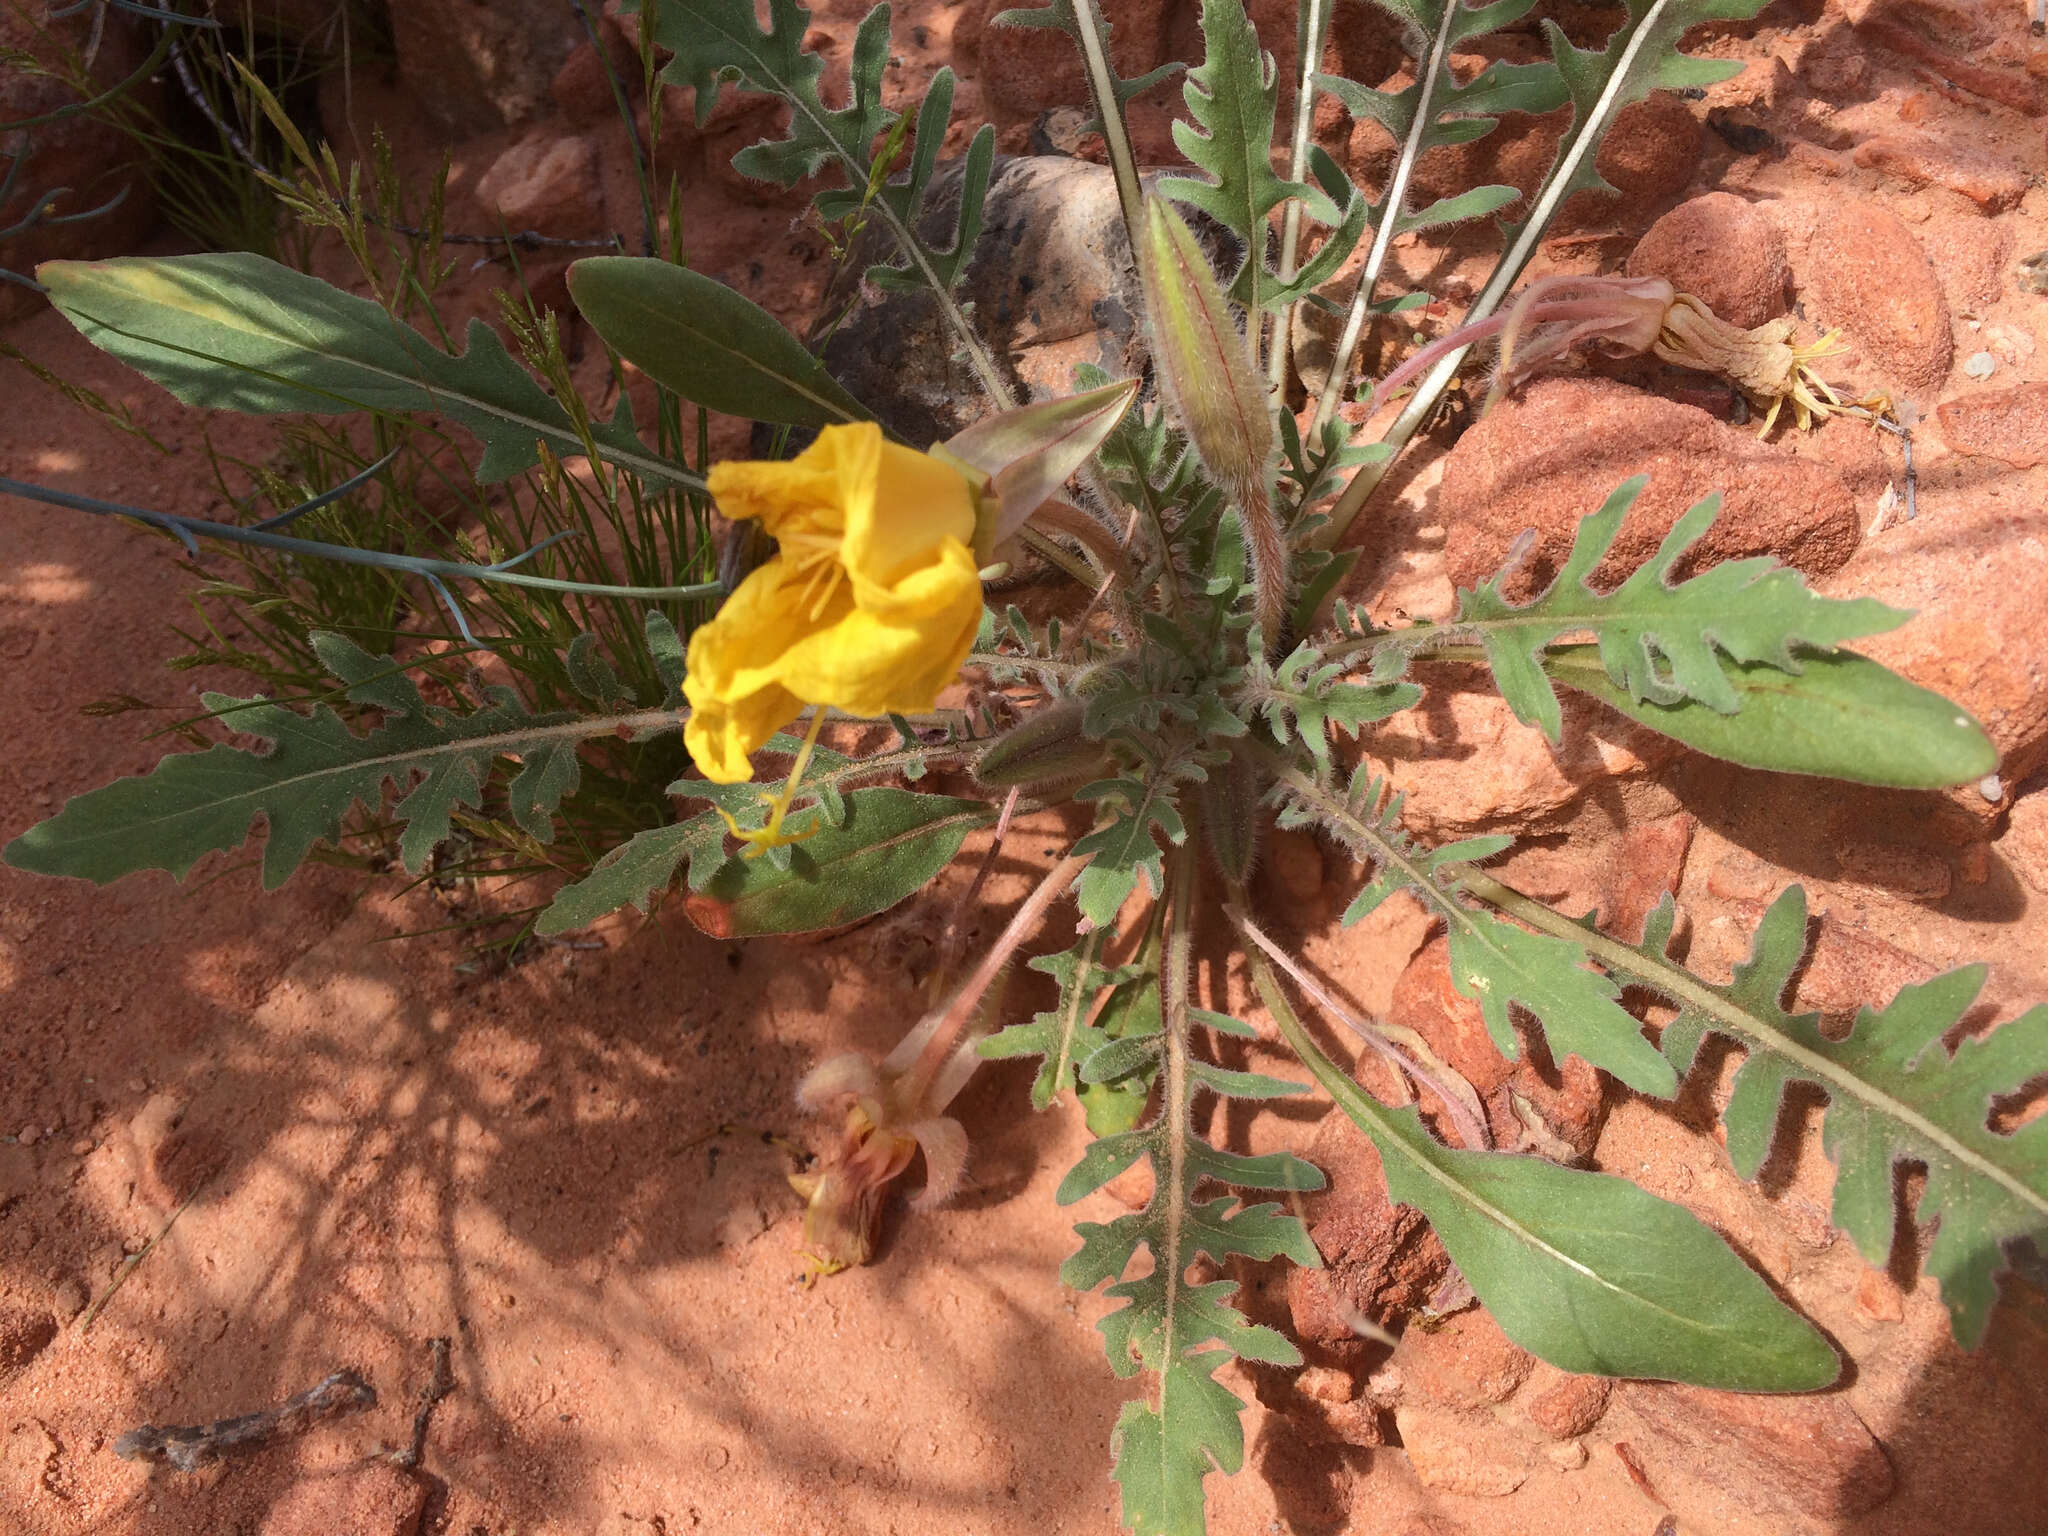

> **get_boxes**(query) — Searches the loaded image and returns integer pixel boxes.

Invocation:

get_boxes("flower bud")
[974,698,1109,788]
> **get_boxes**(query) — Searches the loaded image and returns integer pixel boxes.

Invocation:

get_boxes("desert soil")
[5,2,2048,1534]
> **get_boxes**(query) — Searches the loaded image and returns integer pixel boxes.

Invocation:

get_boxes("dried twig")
[114,1370,376,1472]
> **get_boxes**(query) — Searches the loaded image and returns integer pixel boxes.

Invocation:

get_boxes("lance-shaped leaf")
[567,257,872,428]
[1157,0,1331,308]
[1445,476,1911,741]
[940,377,1140,561]
[4,633,659,889]
[681,788,994,937]
[1249,939,1839,1392]
[981,930,1127,1108]
[39,254,688,487]
[1541,883,2048,1350]
[1543,643,1997,788]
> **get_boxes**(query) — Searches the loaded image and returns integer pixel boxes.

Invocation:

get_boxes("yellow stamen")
[719,707,831,858]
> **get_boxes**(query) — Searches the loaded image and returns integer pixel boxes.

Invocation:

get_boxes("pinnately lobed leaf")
[1622,887,2048,1349]
[1451,476,1913,741]
[4,634,613,889]
[1156,0,1329,307]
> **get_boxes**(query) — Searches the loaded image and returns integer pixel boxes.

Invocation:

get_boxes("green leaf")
[1449,477,1909,740]
[634,1,999,328]
[39,254,690,488]
[567,258,872,428]
[534,810,729,934]
[1279,762,1670,1094]
[1446,907,1674,1096]
[1064,856,1322,1536]
[1593,887,2048,1349]
[4,634,647,889]
[1252,946,1840,1392]
[1543,643,1997,789]
[684,787,993,936]
[1074,773,1188,926]
[980,930,1122,1109]
[1241,640,1420,764]
[1157,0,1327,307]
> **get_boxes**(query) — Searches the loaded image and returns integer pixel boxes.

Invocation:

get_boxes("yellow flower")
[685,422,983,784]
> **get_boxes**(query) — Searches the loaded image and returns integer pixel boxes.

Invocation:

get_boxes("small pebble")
[1963,351,1996,379]
[1978,774,2004,802]
[69,1138,93,1157]
[18,1125,39,1148]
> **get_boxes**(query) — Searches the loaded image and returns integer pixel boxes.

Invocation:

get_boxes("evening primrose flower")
[685,423,984,787]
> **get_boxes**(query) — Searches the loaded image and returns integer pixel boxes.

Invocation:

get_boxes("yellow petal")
[843,438,978,599]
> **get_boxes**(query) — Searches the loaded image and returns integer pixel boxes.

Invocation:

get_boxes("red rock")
[1617,1382,1896,1518]
[1520,1363,1612,1439]
[259,1462,427,1536]
[550,31,640,124]
[1393,1400,1534,1496]
[0,1305,58,1371]
[1265,826,1327,906]
[1916,217,2015,313]
[1592,93,1704,207]
[1288,1111,1452,1348]
[1855,19,2047,116]
[391,0,583,130]
[1801,201,1952,398]
[1856,1267,1906,1324]
[1853,136,2029,214]
[1609,813,1695,942]
[967,0,1171,120]
[1936,383,2048,468]
[1395,1308,1535,1409]
[2002,773,2048,895]
[1355,63,1566,217]
[1361,684,1681,844]
[474,134,605,234]
[1835,842,1953,901]
[1822,494,2048,786]
[1627,193,1790,328]
[1440,376,1865,598]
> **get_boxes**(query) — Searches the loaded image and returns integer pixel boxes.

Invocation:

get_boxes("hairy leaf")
[1449,477,1909,740]
[981,930,1127,1109]
[1063,858,1322,1536]
[5,634,651,889]
[1157,0,1329,306]
[1257,946,1838,1391]
[1545,643,1997,788]
[633,0,999,330]
[567,258,872,427]
[39,254,688,487]
[1589,886,2048,1348]
[1240,641,1420,763]
[1074,772,1189,926]
[534,811,728,934]
[1280,762,1673,1095]
[682,788,994,937]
